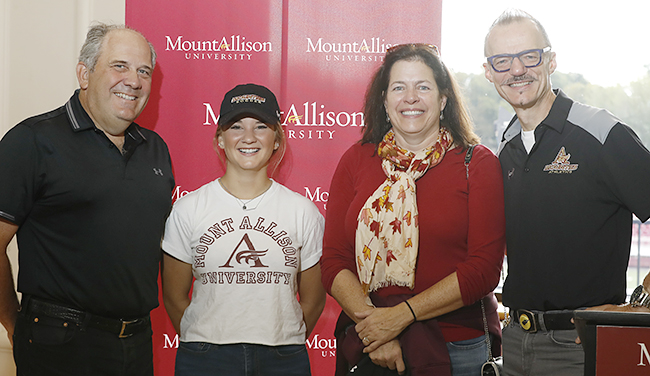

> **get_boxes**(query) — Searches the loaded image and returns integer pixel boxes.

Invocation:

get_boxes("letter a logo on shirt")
[220,233,268,268]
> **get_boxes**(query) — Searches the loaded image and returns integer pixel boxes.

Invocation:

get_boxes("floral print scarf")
[355,127,453,294]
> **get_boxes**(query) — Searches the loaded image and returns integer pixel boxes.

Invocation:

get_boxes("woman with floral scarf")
[320,44,506,376]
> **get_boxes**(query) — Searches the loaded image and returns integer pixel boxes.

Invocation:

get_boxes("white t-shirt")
[522,129,535,153]
[162,179,324,346]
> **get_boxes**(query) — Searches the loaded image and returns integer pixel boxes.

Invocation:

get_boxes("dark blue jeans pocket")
[178,341,213,353]
[272,344,307,358]
[14,313,79,375]
[29,314,77,345]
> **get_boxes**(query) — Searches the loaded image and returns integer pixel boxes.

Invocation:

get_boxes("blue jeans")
[446,334,491,376]
[502,317,583,376]
[13,311,153,376]
[175,342,311,376]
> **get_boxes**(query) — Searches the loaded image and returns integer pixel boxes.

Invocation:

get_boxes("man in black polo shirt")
[0,23,174,375]
[483,9,650,376]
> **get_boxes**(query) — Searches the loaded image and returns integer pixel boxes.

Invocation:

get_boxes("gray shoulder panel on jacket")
[567,102,620,145]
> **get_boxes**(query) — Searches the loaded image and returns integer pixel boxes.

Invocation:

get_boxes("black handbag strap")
[466,145,495,361]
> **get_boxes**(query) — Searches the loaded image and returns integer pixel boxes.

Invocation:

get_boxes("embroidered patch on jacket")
[543,147,579,174]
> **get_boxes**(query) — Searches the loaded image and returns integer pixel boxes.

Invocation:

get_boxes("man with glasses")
[483,9,650,376]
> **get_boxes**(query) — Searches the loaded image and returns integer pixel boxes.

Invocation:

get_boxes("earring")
[439,111,444,121]
[219,142,224,149]
[386,113,391,124]
[274,142,279,149]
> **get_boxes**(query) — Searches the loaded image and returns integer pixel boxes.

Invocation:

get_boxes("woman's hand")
[368,339,407,375]
[355,302,414,353]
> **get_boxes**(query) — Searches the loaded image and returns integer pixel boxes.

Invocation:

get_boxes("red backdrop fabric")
[125,1,442,374]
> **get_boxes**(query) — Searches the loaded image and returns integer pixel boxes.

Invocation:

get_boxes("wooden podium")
[574,310,650,376]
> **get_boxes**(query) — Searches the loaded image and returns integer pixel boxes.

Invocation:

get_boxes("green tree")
[627,70,650,146]
[557,70,650,147]
[455,68,650,150]
[454,72,510,151]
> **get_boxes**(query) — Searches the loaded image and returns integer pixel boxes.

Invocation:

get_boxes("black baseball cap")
[218,83,281,126]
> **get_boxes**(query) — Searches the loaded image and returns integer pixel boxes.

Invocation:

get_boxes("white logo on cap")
[231,94,266,105]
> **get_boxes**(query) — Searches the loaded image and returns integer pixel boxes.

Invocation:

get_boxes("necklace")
[218,179,272,211]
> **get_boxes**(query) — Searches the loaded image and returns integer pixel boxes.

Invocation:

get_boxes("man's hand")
[585,303,650,313]
[574,303,650,344]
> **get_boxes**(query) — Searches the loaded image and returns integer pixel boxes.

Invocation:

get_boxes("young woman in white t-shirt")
[162,83,326,376]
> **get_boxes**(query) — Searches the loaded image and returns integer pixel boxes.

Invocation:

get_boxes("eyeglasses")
[487,47,551,72]
[386,43,439,56]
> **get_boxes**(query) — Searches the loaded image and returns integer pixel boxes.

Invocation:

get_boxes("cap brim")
[218,108,278,126]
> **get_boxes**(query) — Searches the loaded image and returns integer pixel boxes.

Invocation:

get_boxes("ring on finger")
[362,336,370,345]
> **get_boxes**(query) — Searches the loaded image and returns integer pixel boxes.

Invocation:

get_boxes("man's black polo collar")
[64,89,148,145]
[499,89,573,150]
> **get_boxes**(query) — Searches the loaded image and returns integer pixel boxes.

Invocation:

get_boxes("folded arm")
[330,269,406,374]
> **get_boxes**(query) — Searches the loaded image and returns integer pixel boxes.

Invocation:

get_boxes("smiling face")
[383,59,447,152]
[215,117,279,174]
[76,29,153,136]
[484,19,556,114]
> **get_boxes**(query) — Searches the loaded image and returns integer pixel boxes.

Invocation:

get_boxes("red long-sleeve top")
[321,142,506,342]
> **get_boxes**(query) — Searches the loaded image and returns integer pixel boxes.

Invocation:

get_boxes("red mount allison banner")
[596,326,650,375]
[126,1,442,375]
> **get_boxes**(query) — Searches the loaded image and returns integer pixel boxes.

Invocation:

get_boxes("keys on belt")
[513,309,575,333]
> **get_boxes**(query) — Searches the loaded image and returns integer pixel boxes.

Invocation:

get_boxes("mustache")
[504,75,536,85]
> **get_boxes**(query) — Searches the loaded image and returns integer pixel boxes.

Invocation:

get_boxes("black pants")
[13,308,154,376]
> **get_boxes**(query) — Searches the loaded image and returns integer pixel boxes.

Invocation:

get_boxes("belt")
[25,297,150,338]
[514,309,575,333]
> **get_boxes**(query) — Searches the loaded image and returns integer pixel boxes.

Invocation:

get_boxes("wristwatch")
[630,285,650,308]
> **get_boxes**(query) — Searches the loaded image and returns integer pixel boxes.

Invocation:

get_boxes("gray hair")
[484,9,552,56]
[78,22,157,71]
